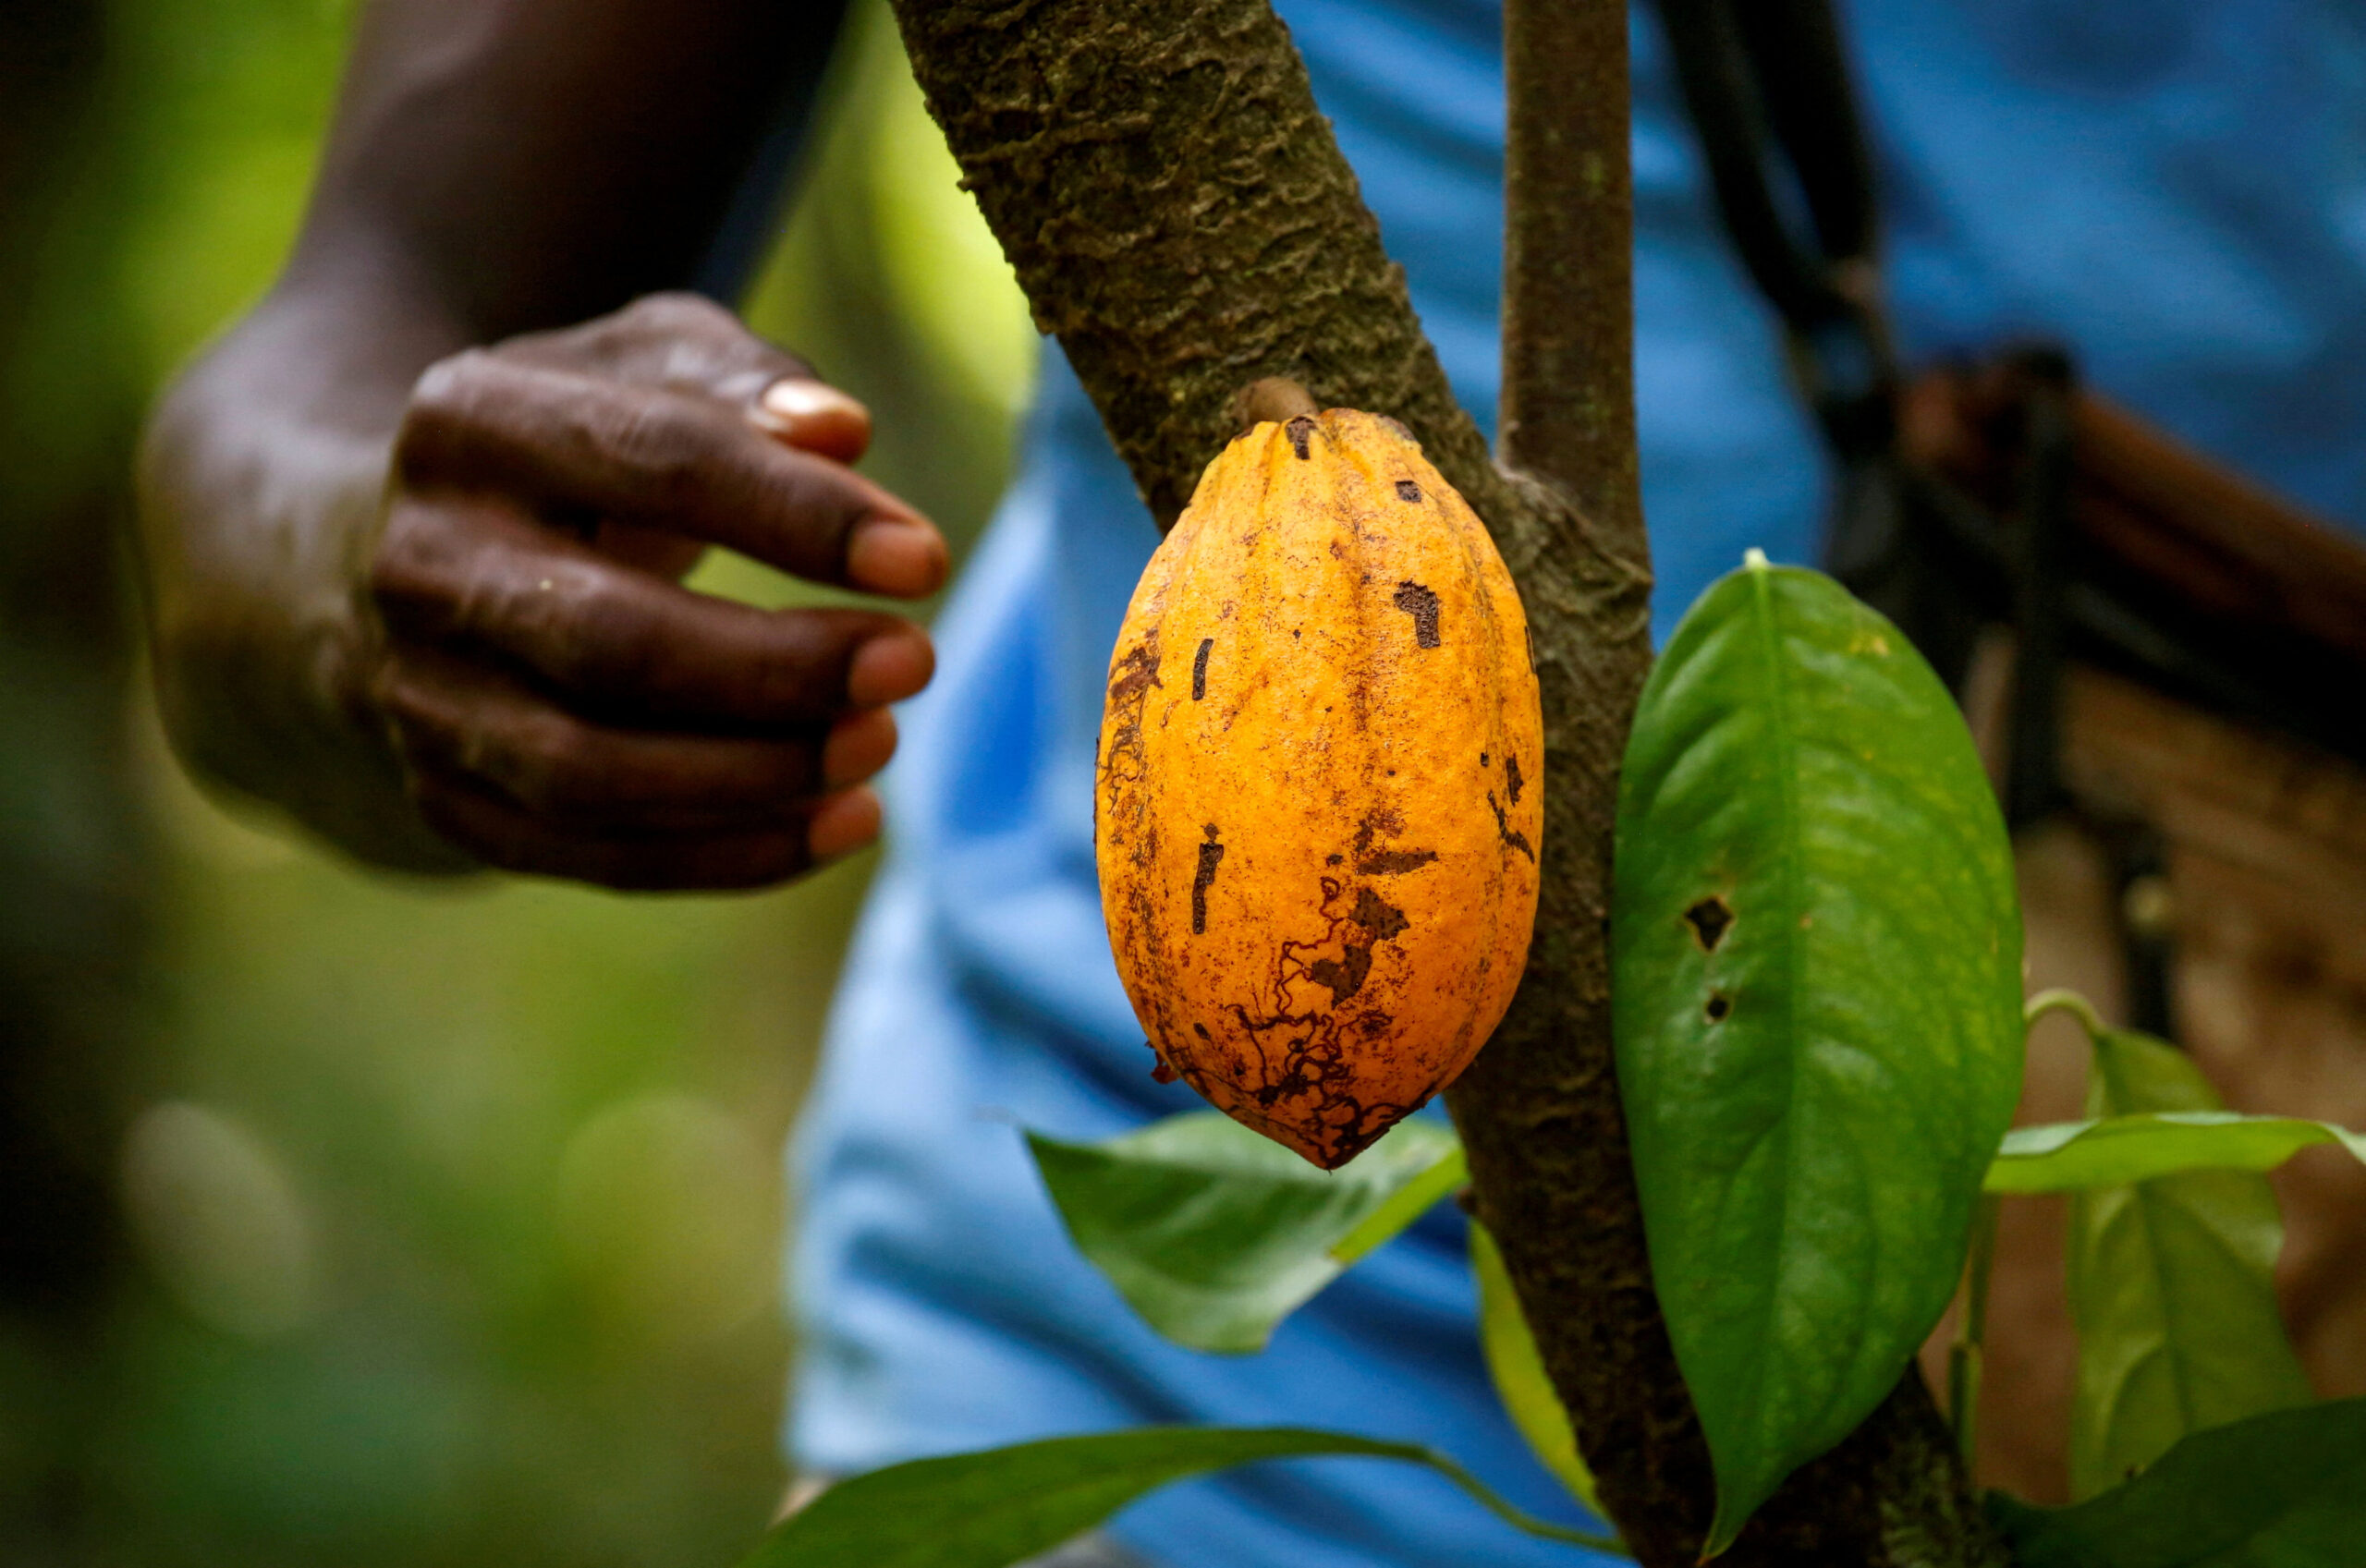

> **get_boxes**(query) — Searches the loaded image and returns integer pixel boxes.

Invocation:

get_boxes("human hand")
[363,293,944,891]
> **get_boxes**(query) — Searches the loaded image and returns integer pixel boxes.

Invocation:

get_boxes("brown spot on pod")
[1392,581,1443,649]
[1486,791,1535,862]
[1309,944,1374,1004]
[1350,887,1409,942]
[1192,824,1225,935]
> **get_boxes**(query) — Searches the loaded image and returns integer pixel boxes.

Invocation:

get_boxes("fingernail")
[757,381,871,444]
[808,787,883,862]
[822,708,899,788]
[757,378,860,423]
[847,628,935,708]
[847,517,949,597]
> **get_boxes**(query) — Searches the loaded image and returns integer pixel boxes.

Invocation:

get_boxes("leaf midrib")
[1736,564,1811,1461]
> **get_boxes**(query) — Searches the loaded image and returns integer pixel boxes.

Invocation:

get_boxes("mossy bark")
[887,0,1506,529]
[889,0,2009,1562]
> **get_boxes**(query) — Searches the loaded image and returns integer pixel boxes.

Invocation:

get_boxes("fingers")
[378,646,892,891]
[372,294,937,891]
[498,294,872,465]
[379,646,896,828]
[372,493,933,728]
[493,294,797,409]
[412,774,881,892]
[399,346,944,600]
[581,517,709,582]
[397,294,923,597]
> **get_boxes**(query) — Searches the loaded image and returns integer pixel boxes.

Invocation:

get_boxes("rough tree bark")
[887,0,2008,1562]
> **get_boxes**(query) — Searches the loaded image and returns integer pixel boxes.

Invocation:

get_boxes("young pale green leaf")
[1989,1112,2366,1194]
[1028,1112,1463,1354]
[1470,1218,1605,1519]
[1333,1142,1468,1264]
[1993,1397,2366,1568]
[1612,558,2023,1554]
[735,1425,1628,1568]
[2066,1025,2312,1501]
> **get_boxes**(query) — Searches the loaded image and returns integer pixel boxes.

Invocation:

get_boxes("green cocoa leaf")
[1612,558,2024,1554]
[1993,1397,2366,1567]
[2066,1025,2311,1501]
[735,1425,1627,1568]
[1470,1217,1605,1519]
[1028,1112,1463,1354]
[1988,1112,2366,1194]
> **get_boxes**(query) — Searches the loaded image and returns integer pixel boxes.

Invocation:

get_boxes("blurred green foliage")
[0,0,1034,1563]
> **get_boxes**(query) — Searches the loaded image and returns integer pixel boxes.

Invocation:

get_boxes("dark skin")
[137,0,933,892]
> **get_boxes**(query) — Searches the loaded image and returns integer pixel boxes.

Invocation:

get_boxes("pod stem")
[1235,377,1320,429]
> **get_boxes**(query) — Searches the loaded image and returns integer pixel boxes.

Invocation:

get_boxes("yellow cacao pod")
[1095,406,1543,1169]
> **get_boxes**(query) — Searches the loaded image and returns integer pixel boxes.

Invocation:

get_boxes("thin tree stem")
[1951,1193,2005,1463]
[2027,987,2110,1041]
[1456,3,2004,1562]
[1498,0,1641,547]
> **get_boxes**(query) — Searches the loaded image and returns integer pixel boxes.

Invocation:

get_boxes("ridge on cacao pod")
[1094,402,1543,1170]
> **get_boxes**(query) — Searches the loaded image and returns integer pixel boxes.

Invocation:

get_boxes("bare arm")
[139,0,948,889]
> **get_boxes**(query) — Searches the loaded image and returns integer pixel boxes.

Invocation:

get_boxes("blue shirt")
[789,5,2366,1566]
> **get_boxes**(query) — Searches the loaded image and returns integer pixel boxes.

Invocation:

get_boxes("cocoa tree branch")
[1449,1,1689,1556]
[888,0,1506,531]
[1459,7,2006,1565]
[889,1,2003,1562]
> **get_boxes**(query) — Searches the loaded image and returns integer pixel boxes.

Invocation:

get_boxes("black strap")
[1652,0,1893,459]
[1651,1,2185,1039]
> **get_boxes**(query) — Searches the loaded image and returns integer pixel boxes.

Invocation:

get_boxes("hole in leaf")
[1683,895,1735,952]
[1705,993,1732,1023]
